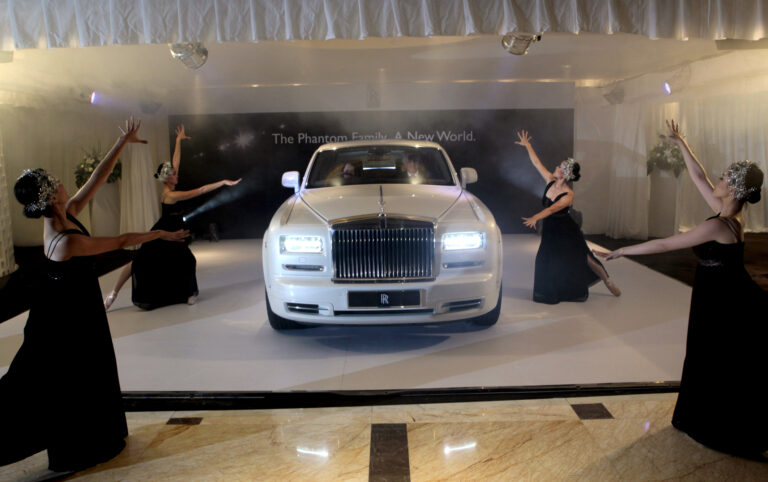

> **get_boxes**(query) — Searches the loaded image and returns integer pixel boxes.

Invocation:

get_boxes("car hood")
[299,184,462,222]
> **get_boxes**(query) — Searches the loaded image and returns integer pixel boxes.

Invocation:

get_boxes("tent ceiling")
[0,32,726,113]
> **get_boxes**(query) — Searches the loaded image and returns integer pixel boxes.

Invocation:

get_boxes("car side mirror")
[460,167,478,188]
[282,171,300,193]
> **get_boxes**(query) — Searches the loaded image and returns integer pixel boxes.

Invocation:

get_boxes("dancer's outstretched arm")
[49,229,188,262]
[662,119,721,212]
[515,130,554,183]
[163,178,242,203]
[69,118,147,215]
[593,218,732,259]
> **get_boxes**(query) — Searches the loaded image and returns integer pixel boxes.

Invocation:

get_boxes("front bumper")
[266,272,499,325]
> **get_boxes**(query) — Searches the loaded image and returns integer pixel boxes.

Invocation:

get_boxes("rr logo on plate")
[380,293,390,305]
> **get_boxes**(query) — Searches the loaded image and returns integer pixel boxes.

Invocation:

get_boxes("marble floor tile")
[407,420,621,480]
[72,423,371,481]
[372,398,577,424]
[173,405,373,425]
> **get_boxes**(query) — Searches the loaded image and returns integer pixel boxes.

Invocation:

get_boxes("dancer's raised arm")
[172,124,190,174]
[68,117,147,215]
[662,119,721,212]
[515,130,554,182]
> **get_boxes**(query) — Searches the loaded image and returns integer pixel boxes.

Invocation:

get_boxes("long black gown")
[0,215,127,472]
[671,216,768,457]
[533,181,605,304]
[131,203,198,310]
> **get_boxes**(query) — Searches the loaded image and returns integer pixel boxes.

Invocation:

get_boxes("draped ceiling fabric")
[0,0,767,50]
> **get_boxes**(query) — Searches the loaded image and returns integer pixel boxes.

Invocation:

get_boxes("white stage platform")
[0,235,690,391]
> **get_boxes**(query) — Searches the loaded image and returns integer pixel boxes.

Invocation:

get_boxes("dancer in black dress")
[0,118,188,472]
[104,124,241,310]
[595,120,767,459]
[516,130,621,304]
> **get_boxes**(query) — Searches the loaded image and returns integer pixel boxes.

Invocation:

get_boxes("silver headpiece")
[561,158,576,181]
[21,168,58,211]
[725,160,760,200]
[155,161,174,181]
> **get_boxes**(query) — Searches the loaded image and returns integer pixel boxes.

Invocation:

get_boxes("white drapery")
[1,0,768,50]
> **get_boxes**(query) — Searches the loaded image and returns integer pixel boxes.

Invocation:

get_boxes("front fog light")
[280,235,323,254]
[442,232,485,250]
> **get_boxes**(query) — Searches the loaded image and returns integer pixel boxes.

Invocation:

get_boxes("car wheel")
[469,284,502,326]
[265,290,309,330]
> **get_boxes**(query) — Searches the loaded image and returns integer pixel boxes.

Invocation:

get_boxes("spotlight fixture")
[169,42,208,70]
[501,32,542,55]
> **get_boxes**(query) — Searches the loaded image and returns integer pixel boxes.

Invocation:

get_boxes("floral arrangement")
[647,139,685,177]
[74,147,121,188]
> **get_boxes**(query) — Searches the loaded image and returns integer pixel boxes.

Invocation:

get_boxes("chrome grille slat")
[332,218,434,282]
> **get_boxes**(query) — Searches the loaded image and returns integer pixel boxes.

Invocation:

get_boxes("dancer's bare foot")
[605,279,621,297]
[104,290,118,310]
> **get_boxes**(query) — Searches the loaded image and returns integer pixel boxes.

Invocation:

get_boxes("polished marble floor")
[0,235,691,390]
[2,393,766,481]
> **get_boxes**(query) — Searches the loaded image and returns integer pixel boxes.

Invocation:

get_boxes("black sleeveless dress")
[0,215,127,471]
[533,182,604,304]
[131,203,198,310]
[672,216,768,457]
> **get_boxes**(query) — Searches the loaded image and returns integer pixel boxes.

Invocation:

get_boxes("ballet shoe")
[104,291,118,310]
[187,295,197,305]
[605,279,621,297]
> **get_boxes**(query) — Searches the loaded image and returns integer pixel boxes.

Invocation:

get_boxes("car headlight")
[442,231,485,251]
[280,235,324,254]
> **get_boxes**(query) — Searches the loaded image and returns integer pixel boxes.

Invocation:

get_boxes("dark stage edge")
[123,382,679,412]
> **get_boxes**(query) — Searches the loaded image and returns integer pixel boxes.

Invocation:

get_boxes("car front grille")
[332,217,435,282]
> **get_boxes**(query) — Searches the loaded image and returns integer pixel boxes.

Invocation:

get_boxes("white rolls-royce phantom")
[262,140,502,329]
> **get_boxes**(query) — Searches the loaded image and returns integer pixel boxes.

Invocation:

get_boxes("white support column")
[0,128,18,281]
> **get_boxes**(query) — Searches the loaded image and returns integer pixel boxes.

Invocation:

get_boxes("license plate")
[348,290,420,308]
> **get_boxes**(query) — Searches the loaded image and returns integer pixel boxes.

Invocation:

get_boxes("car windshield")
[305,146,454,188]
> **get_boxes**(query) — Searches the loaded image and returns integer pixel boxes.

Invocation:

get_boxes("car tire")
[469,284,502,326]
[265,290,309,330]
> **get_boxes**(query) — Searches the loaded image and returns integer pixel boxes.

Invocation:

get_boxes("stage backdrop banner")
[168,109,573,237]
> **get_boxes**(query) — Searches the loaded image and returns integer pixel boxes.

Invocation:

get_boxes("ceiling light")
[169,42,208,70]
[501,32,541,55]
[662,65,691,95]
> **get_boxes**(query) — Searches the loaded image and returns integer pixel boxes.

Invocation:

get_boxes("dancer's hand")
[175,124,191,141]
[160,229,189,242]
[223,178,242,187]
[119,117,148,144]
[522,215,539,229]
[515,130,532,147]
[593,248,622,260]
[660,119,685,145]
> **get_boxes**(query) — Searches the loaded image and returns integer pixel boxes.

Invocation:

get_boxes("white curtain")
[604,103,650,239]
[0,127,16,278]
[2,0,768,49]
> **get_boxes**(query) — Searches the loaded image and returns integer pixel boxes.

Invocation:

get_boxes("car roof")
[315,139,445,152]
